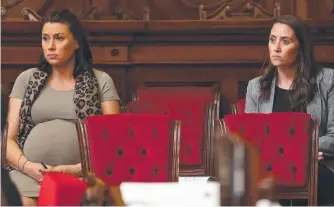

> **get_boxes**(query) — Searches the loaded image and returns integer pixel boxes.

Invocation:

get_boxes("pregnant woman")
[6,9,120,206]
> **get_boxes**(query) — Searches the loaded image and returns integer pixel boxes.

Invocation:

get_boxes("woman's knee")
[21,197,37,206]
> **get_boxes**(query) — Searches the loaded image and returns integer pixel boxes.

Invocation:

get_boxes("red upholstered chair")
[222,113,318,205]
[77,114,180,185]
[135,86,220,119]
[37,173,87,206]
[126,98,215,176]
[129,86,220,176]
[231,99,246,114]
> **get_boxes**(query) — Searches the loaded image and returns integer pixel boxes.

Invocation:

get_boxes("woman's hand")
[44,164,81,177]
[318,152,324,161]
[23,161,51,183]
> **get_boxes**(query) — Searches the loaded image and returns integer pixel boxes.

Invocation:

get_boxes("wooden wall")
[1,0,334,105]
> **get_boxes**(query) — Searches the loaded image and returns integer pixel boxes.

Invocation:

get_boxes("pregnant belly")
[23,119,81,166]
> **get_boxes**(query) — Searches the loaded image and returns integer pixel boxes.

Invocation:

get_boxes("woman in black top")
[245,15,334,205]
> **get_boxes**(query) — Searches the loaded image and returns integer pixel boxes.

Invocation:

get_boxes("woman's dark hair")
[259,15,320,112]
[38,9,93,77]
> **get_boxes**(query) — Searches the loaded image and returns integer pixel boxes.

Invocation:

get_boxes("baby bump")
[23,119,81,166]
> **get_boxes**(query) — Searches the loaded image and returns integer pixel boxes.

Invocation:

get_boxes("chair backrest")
[136,86,216,102]
[126,99,215,176]
[77,114,180,185]
[214,119,261,206]
[135,86,220,119]
[38,173,87,206]
[231,99,246,114]
[223,113,317,188]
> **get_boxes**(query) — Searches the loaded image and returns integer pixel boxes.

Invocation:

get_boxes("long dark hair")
[259,15,320,112]
[38,9,93,77]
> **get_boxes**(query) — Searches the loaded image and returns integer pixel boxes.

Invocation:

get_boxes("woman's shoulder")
[15,68,38,84]
[92,69,112,82]
[248,76,262,89]
[17,68,38,79]
[318,68,334,88]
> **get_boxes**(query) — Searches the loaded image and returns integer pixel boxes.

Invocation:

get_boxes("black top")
[272,86,292,112]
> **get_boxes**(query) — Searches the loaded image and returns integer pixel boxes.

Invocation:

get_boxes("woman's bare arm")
[101,100,120,114]
[6,98,26,170]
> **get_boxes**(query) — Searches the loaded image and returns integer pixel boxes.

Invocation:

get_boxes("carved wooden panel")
[309,0,334,19]
[2,19,333,107]
[130,66,260,103]
[2,0,333,20]
[42,0,92,19]
[1,0,93,20]
[89,0,308,20]
[1,0,46,20]
[84,0,282,20]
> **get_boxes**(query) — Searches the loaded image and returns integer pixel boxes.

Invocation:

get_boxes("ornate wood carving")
[1,0,53,20]
[114,1,150,20]
[78,6,101,20]
[1,0,24,18]
[199,0,280,20]
[181,0,230,9]
[21,7,41,21]
[1,0,97,20]
[89,0,278,20]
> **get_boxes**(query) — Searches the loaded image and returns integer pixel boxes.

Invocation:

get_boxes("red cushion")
[84,114,175,185]
[127,100,208,166]
[166,101,208,165]
[224,113,312,187]
[38,173,87,206]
